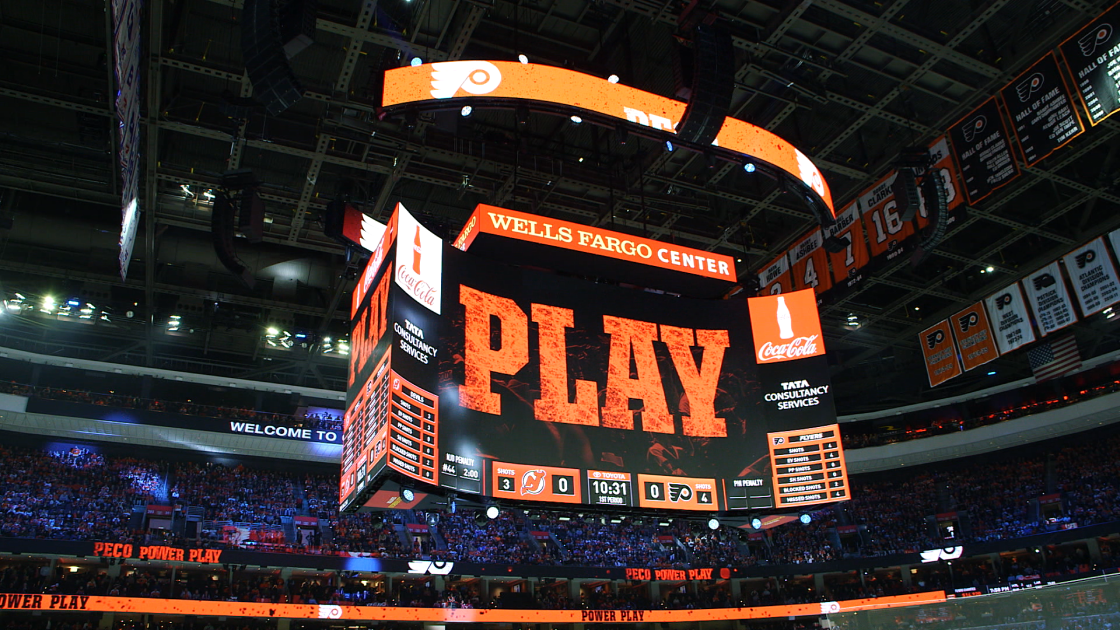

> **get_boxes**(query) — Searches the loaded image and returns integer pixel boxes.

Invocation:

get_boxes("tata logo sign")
[920,547,963,563]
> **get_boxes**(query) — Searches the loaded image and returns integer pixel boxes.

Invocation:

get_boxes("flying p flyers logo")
[430,61,502,99]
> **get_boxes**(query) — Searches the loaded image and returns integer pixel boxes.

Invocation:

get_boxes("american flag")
[1027,334,1081,382]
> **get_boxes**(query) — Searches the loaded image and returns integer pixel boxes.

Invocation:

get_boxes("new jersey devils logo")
[430,61,502,99]
[520,469,547,496]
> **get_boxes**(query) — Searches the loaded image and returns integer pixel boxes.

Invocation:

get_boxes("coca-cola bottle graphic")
[412,225,422,274]
[776,296,794,339]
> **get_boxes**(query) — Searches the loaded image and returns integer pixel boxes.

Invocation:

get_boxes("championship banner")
[915,136,966,230]
[758,253,792,295]
[984,283,1036,354]
[1022,261,1078,336]
[825,201,871,288]
[1000,53,1084,166]
[1062,237,1120,316]
[948,97,1021,205]
[1059,2,1120,125]
[951,302,1000,371]
[920,320,963,387]
[787,229,832,294]
[344,203,847,513]
[859,173,915,259]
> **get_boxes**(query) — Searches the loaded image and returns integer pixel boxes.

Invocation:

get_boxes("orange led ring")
[381,61,836,225]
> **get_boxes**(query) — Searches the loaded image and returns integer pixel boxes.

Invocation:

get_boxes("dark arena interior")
[4,0,1120,628]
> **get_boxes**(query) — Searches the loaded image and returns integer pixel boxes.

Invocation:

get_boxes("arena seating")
[3,423,1120,573]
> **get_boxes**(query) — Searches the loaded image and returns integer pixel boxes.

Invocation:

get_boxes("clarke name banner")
[0,591,947,621]
[342,203,849,513]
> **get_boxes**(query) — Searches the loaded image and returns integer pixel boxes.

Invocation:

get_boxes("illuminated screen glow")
[341,205,850,513]
[382,61,834,218]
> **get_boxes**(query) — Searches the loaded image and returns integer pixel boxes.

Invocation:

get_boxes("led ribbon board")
[382,61,835,220]
[0,591,946,621]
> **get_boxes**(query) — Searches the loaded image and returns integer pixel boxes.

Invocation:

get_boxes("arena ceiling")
[0,0,1118,412]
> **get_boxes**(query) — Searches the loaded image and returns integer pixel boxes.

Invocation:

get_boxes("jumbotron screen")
[339,203,849,513]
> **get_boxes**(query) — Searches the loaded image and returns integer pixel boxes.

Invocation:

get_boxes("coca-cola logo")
[757,335,819,362]
[396,264,438,308]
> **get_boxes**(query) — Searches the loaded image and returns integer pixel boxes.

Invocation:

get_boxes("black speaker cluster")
[241,0,316,115]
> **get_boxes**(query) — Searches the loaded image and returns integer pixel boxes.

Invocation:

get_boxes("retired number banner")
[758,253,792,295]
[1022,261,1078,336]
[788,229,832,294]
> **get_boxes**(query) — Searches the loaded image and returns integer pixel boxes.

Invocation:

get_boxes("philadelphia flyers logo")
[962,115,987,143]
[520,469,547,496]
[995,293,1013,310]
[1033,273,1056,291]
[1078,24,1113,56]
[958,311,979,333]
[430,61,502,99]
[668,482,693,502]
[1015,73,1044,103]
[926,329,945,349]
[1075,249,1096,269]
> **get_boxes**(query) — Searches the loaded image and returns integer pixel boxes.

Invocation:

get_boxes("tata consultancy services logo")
[393,203,443,314]
[748,288,825,364]
[430,61,502,99]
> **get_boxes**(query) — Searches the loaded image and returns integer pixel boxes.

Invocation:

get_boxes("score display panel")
[340,203,850,513]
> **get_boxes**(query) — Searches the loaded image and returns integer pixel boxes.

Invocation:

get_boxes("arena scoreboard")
[339,202,849,513]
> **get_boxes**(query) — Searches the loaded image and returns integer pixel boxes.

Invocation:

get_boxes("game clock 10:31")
[586,471,634,507]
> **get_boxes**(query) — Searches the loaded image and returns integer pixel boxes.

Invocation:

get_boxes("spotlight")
[800,513,812,525]
[743,162,756,173]
[607,74,620,83]
[485,505,500,519]
[665,140,674,152]
[400,488,415,503]
[707,518,720,531]
[570,115,583,124]
[518,54,529,64]
[986,266,994,273]
[751,517,763,530]
[410,57,422,67]
[460,105,472,117]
